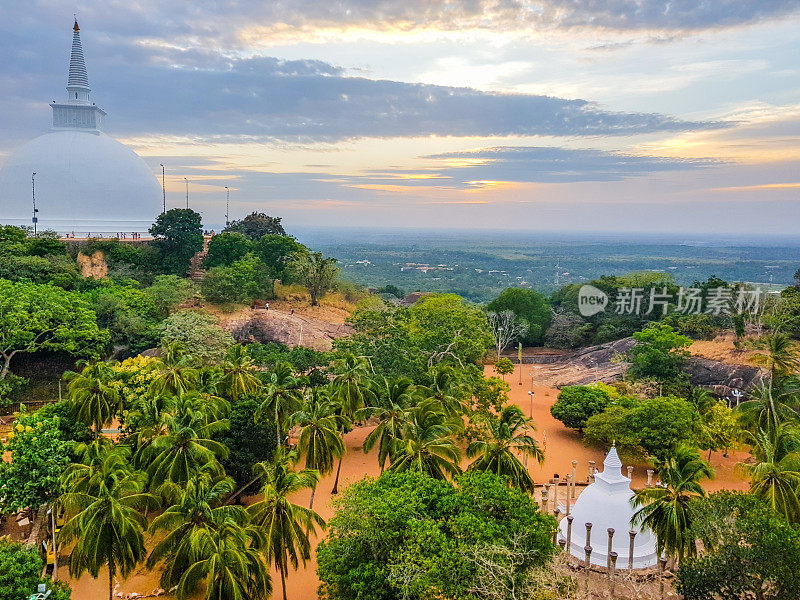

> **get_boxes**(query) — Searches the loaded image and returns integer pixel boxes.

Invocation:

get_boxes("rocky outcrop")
[225,310,353,352]
[76,250,108,278]
[684,357,762,397]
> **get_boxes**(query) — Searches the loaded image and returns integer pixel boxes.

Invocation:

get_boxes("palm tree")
[151,340,198,397]
[418,366,466,417]
[330,354,374,493]
[291,388,347,508]
[221,344,261,401]
[357,377,414,473]
[174,520,272,600]
[60,452,156,600]
[631,444,714,563]
[737,378,799,433]
[738,424,800,523]
[387,400,461,480]
[466,405,544,492]
[142,394,230,495]
[256,362,304,446]
[147,473,250,591]
[248,448,325,600]
[62,437,120,496]
[65,361,121,433]
[751,332,800,381]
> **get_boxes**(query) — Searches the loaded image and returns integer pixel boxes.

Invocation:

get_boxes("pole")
[184,177,189,209]
[50,506,57,580]
[225,186,230,227]
[160,164,166,213]
[31,172,38,235]
[518,342,522,385]
[628,530,636,571]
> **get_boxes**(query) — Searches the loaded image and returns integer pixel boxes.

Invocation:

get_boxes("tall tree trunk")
[280,564,288,600]
[108,559,114,600]
[331,455,343,495]
[309,485,316,509]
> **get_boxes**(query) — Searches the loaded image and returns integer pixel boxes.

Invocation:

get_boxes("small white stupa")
[558,445,658,569]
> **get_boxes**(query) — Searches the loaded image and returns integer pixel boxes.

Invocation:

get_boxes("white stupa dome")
[558,445,658,569]
[0,20,161,231]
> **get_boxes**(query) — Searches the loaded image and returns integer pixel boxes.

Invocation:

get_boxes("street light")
[31,172,38,235]
[184,177,189,209]
[160,163,166,214]
[225,186,230,227]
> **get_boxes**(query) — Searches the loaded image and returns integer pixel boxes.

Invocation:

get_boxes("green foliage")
[159,310,235,363]
[0,538,44,600]
[216,398,278,489]
[248,343,330,374]
[487,288,551,345]
[0,279,109,380]
[82,283,161,352]
[630,323,692,381]
[697,401,741,458]
[493,357,515,378]
[290,251,339,305]
[204,232,251,268]
[374,284,405,299]
[149,208,204,275]
[662,313,720,341]
[677,492,800,600]
[224,212,286,240]
[201,255,274,304]
[0,408,73,513]
[0,254,79,287]
[252,234,307,281]
[316,470,556,600]
[584,396,701,459]
[145,274,196,318]
[550,385,610,431]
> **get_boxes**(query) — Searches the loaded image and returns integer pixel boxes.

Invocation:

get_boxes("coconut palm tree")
[357,377,414,473]
[738,424,800,523]
[61,437,120,496]
[329,354,374,493]
[418,366,466,417]
[151,340,198,397]
[60,452,156,600]
[248,448,325,600]
[751,332,800,381]
[147,473,249,591]
[466,404,544,492]
[256,362,305,445]
[220,344,261,401]
[173,520,272,600]
[631,444,714,563]
[290,388,347,508]
[65,361,121,433]
[387,400,461,480]
[737,378,800,434]
[142,394,230,495]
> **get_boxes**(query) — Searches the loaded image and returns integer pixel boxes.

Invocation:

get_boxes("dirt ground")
[58,364,748,599]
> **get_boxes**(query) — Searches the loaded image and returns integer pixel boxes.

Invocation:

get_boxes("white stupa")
[0,20,161,231]
[558,445,658,569]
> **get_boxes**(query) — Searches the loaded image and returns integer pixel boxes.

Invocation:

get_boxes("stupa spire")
[67,18,90,104]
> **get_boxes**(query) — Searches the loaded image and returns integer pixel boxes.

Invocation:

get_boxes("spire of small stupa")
[67,18,90,103]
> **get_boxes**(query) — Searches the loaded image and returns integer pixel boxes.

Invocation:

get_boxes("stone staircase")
[188,235,211,282]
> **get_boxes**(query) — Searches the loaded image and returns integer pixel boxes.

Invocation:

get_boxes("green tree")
[629,322,692,381]
[252,234,307,280]
[220,344,262,401]
[486,287,551,345]
[224,212,286,240]
[737,424,800,523]
[0,409,72,514]
[201,255,274,304]
[60,452,155,600]
[65,361,122,433]
[388,400,461,480]
[0,538,46,600]
[0,280,108,380]
[149,208,204,275]
[145,275,196,318]
[316,470,556,600]
[159,310,234,364]
[204,232,251,267]
[256,362,305,447]
[291,389,346,508]
[550,385,610,432]
[216,398,278,492]
[466,405,543,492]
[290,251,339,306]
[677,492,800,600]
[494,357,515,381]
[632,444,713,562]
[698,401,741,461]
[358,377,415,473]
[248,448,325,600]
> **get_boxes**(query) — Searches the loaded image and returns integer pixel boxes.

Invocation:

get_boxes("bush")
[0,539,43,600]
[550,385,610,431]
[317,470,557,600]
[204,232,251,268]
[159,310,234,363]
[201,255,273,304]
[146,274,196,317]
[678,492,800,600]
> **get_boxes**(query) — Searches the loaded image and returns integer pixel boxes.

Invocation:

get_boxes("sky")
[1,1,800,234]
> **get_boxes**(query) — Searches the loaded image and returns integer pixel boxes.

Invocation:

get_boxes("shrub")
[201,255,273,304]
[204,232,251,268]
[159,310,234,363]
[550,385,610,431]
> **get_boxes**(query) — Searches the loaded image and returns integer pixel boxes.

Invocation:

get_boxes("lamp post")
[225,186,230,227]
[160,164,166,213]
[184,177,189,209]
[31,172,38,235]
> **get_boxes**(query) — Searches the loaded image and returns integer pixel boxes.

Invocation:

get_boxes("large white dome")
[0,129,161,228]
[558,446,658,569]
